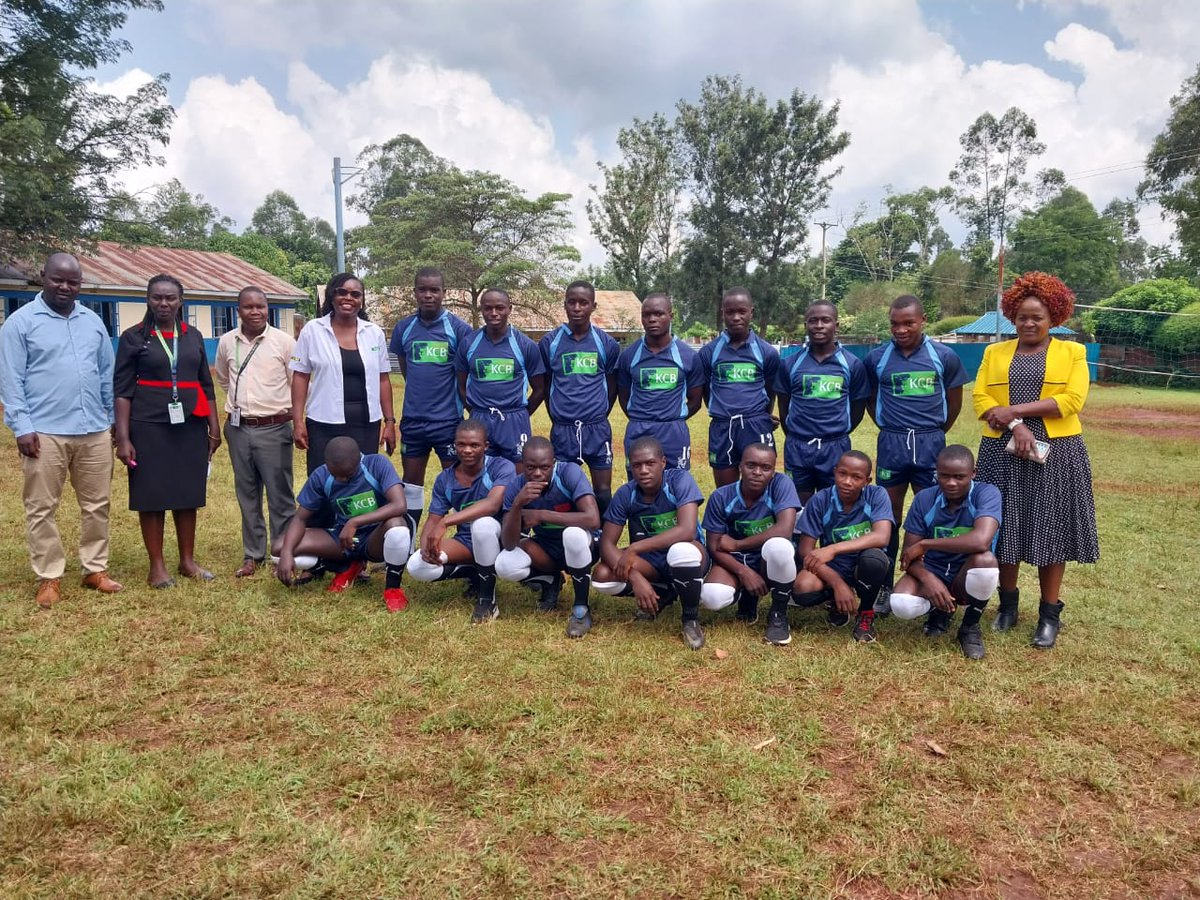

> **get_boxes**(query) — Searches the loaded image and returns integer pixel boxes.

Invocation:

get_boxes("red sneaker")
[327,560,365,594]
[384,587,409,612]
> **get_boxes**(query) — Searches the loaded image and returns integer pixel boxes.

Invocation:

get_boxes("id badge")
[167,401,185,424]
[229,409,241,428]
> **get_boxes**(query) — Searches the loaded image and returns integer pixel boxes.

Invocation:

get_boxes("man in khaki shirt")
[214,286,298,576]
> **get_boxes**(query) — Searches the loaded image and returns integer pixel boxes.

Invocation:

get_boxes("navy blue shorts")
[720,549,765,573]
[708,415,776,470]
[551,420,614,470]
[471,408,531,463]
[526,531,600,571]
[625,419,692,471]
[400,417,459,462]
[324,522,379,560]
[875,428,944,489]
[784,434,850,492]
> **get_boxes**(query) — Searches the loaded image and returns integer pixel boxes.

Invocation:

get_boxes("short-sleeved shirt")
[297,453,403,530]
[699,331,780,420]
[390,310,473,421]
[430,455,517,517]
[455,325,545,412]
[904,481,1002,576]
[776,343,871,439]
[616,336,704,422]
[702,473,802,541]
[797,483,893,576]
[503,460,596,539]
[605,467,705,544]
[539,324,620,424]
[865,336,969,431]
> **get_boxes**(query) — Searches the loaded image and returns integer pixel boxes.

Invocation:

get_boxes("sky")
[93,0,1198,265]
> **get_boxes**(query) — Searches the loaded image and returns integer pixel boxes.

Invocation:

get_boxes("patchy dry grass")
[1,380,1198,897]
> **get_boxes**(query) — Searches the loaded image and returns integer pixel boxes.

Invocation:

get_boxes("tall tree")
[348,134,450,215]
[249,190,336,270]
[353,159,579,327]
[676,75,849,320]
[1138,63,1200,273]
[99,178,231,249]
[949,107,1045,256]
[1008,186,1121,301]
[0,0,173,258]
[586,113,683,297]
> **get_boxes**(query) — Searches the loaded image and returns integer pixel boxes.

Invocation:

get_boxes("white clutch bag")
[1005,436,1050,464]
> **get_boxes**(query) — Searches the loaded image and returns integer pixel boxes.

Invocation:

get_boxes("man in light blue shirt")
[0,252,122,608]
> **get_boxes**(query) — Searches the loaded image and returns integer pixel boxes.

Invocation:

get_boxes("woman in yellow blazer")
[972,272,1099,650]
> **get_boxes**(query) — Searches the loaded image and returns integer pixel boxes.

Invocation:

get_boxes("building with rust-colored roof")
[0,241,310,359]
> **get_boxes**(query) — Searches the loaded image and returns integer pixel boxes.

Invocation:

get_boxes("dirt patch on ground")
[1088,407,1200,441]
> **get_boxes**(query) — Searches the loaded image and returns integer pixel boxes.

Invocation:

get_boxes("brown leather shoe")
[36,578,61,609]
[82,571,124,593]
[235,558,260,578]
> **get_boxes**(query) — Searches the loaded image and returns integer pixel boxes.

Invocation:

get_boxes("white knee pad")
[964,567,1000,602]
[592,580,627,596]
[495,547,532,582]
[293,555,319,571]
[666,542,702,569]
[383,526,411,566]
[469,517,501,566]
[403,483,425,512]
[562,526,592,570]
[700,581,737,611]
[890,591,931,620]
[761,536,797,584]
[405,549,443,582]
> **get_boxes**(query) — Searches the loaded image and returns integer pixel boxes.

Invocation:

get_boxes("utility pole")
[332,156,361,273]
[815,221,837,301]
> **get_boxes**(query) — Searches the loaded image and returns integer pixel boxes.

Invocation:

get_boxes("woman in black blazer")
[114,274,221,588]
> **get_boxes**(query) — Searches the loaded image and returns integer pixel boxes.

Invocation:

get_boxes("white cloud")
[94,67,156,99]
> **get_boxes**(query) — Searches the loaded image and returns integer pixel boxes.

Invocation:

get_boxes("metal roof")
[953,311,1074,336]
[12,241,309,300]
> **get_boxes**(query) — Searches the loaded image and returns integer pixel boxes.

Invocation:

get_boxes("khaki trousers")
[21,431,115,580]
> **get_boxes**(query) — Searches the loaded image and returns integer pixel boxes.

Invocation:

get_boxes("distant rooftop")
[953,311,1074,336]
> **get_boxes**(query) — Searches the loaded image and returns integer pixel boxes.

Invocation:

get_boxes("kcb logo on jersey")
[562,351,599,376]
[832,520,871,542]
[801,374,845,400]
[640,367,679,391]
[934,525,973,539]
[735,515,774,537]
[638,511,678,534]
[412,341,450,364]
[336,490,379,518]
[891,370,936,397]
[716,362,759,383]
[474,357,515,381]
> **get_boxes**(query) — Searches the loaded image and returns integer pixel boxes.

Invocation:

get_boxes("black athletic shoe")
[566,606,592,639]
[735,590,759,624]
[957,623,986,659]
[764,610,792,646]
[471,597,498,624]
[873,587,892,618]
[852,610,877,643]
[681,619,705,650]
[827,607,850,627]
[924,608,951,636]
[537,574,563,612]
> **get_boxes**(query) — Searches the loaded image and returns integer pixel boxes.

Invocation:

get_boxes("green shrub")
[1155,301,1200,354]
[1084,279,1200,344]
[929,315,977,335]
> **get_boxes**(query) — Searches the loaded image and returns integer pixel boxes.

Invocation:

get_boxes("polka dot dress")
[976,349,1100,567]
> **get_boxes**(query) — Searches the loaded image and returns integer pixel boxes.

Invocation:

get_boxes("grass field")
[1,381,1198,898]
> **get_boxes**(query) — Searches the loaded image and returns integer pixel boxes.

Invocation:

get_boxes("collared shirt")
[797,483,893,578]
[214,324,296,417]
[389,309,473,421]
[904,481,1002,579]
[290,314,390,424]
[0,293,114,437]
[616,336,704,421]
[702,473,801,540]
[698,331,780,419]
[539,323,620,424]
[776,342,871,439]
[605,467,705,544]
[503,461,597,540]
[430,456,518,538]
[864,336,969,431]
[455,325,544,412]
[297,454,403,531]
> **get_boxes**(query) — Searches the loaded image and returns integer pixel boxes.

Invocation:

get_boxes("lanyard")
[153,327,179,402]
[232,336,264,409]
